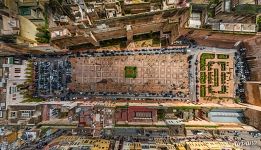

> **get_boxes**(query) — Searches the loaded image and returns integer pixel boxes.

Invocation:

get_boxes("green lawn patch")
[200,72,206,84]
[258,16,261,32]
[221,72,226,84]
[234,98,241,104]
[235,4,261,15]
[214,69,219,87]
[219,62,226,71]
[200,85,206,97]
[217,54,229,59]
[201,53,215,59]
[124,66,137,78]
[171,106,201,110]
[218,85,227,94]
[22,97,45,103]
[157,109,165,120]
[200,60,206,71]
[208,72,212,84]
[207,61,214,71]
[116,105,129,109]
[200,53,215,71]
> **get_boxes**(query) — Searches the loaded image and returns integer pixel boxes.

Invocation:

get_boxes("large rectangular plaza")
[69,54,189,97]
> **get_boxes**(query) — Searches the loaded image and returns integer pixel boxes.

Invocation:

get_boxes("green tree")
[257,16,261,32]
[35,26,51,43]
[35,11,50,43]
[234,98,241,104]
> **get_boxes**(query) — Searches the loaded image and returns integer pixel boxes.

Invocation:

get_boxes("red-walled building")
[115,106,157,123]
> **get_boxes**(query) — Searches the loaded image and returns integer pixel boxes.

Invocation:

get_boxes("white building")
[212,22,257,32]
[188,12,202,28]
[4,59,28,106]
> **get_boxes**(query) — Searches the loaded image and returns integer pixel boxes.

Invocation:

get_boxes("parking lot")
[69,53,189,97]
[34,58,71,98]
[235,47,251,103]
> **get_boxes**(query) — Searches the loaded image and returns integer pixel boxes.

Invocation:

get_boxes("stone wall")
[244,108,261,131]
[132,22,164,35]
[245,83,261,106]
[93,27,126,41]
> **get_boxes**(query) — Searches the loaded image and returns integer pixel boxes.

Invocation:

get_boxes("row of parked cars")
[69,47,187,58]
[235,47,251,102]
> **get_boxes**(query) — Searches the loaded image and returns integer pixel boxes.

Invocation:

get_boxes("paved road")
[74,47,188,57]
[68,93,189,101]
[188,48,200,102]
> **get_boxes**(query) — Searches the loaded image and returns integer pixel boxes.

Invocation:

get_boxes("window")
[134,111,152,118]
[14,68,21,73]
[10,111,17,118]
[0,103,5,108]
[0,111,2,118]
[21,110,32,118]
[19,7,31,16]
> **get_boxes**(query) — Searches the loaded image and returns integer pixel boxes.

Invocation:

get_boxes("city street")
[68,92,190,101]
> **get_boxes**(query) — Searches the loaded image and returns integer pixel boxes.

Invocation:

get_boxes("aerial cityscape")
[0,0,260,150]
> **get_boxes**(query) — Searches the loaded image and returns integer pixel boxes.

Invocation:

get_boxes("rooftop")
[48,136,110,150]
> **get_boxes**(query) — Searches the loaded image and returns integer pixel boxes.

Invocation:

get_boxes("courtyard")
[198,52,235,101]
[69,54,189,97]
